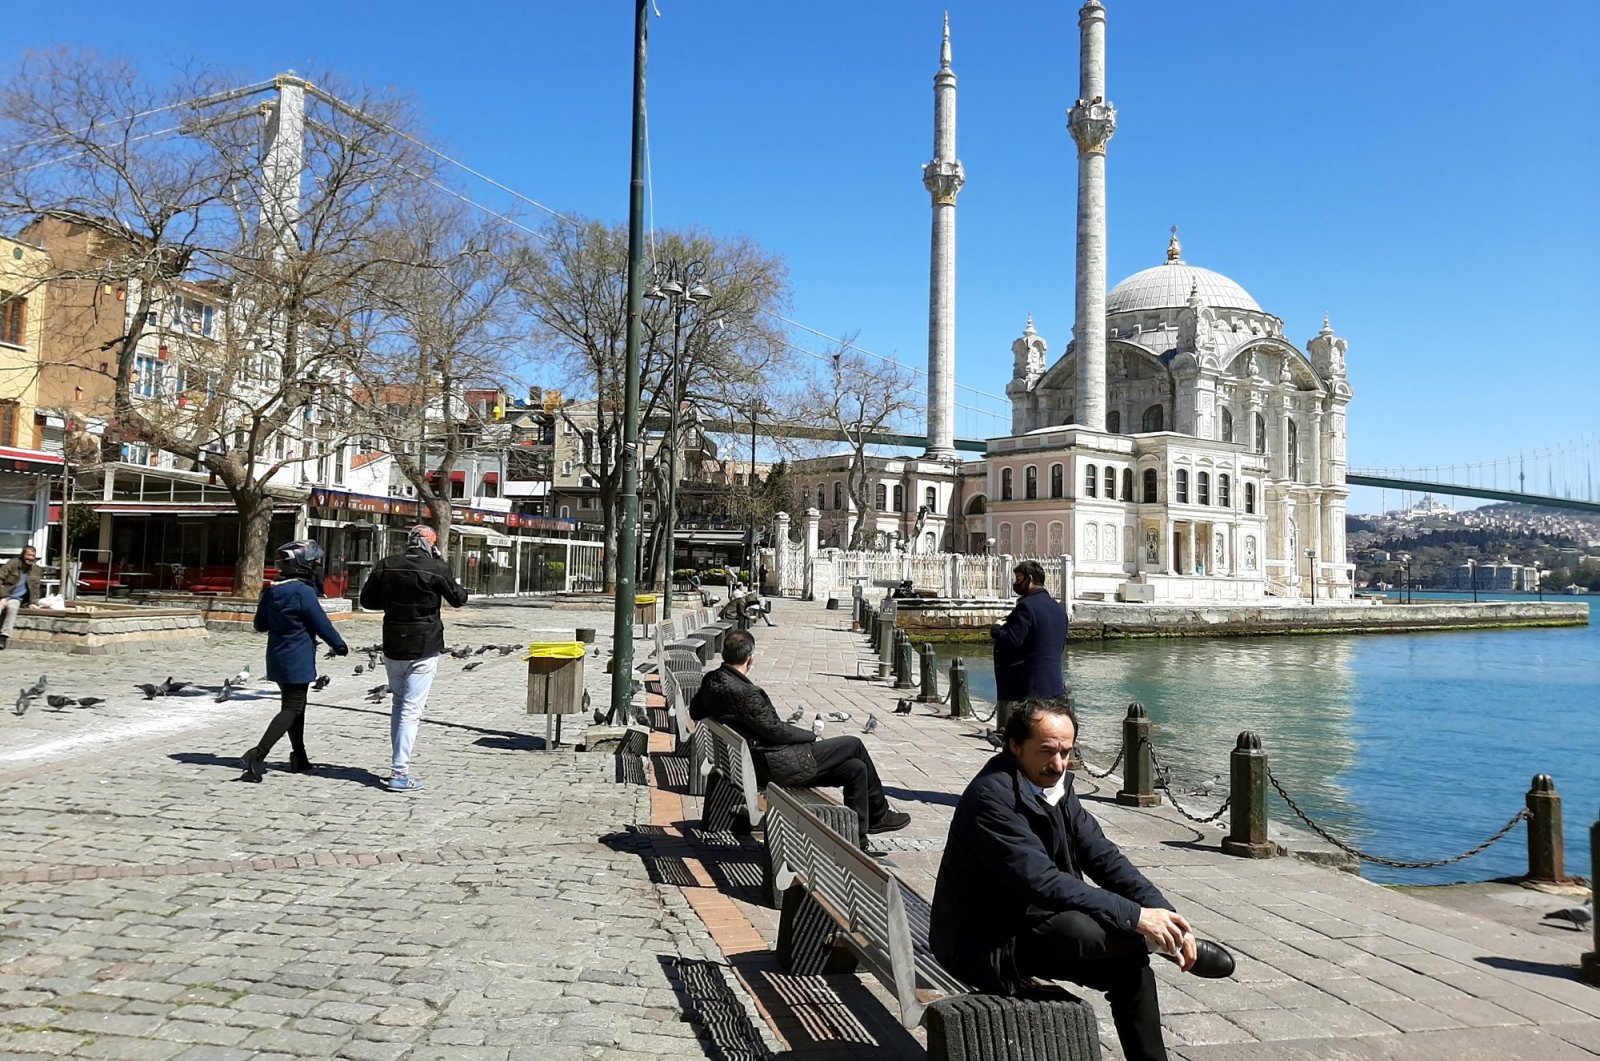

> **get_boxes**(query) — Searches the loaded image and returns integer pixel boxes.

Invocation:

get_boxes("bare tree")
[517,220,789,590]
[802,341,922,550]
[0,53,437,596]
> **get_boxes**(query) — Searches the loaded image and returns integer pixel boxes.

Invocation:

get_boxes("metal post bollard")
[1115,703,1160,807]
[948,657,971,718]
[1525,774,1565,882]
[917,642,940,702]
[876,612,895,680]
[1581,806,1599,987]
[852,596,864,633]
[893,630,915,690]
[1221,731,1274,858]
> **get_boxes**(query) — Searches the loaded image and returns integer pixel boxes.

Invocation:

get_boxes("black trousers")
[250,682,310,762]
[1015,910,1166,1061]
[806,735,889,845]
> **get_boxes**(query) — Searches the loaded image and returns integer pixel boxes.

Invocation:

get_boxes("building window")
[134,354,163,398]
[874,483,887,510]
[893,484,904,512]
[1084,464,1097,498]
[0,401,15,446]
[1122,467,1134,501]
[1050,463,1063,499]
[1197,471,1210,505]
[1245,481,1256,513]
[1142,404,1163,432]
[1024,467,1037,500]
[1254,413,1267,455]
[1219,473,1231,508]
[1106,409,1120,433]
[559,505,570,519]
[334,445,346,485]
[0,293,25,347]
[1000,468,1013,501]
[1287,418,1299,478]
[817,486,826,510]
[561,459,573,477]
[1175,469,1189,504]
[1221,407,1233,443]
[925,486,936,510]
[833,482,843,509]
[1103,466,1115,499]
[450,477,465,500]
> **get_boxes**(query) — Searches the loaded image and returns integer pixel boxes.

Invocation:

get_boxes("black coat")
[358,548,469,660]
[929,751,1172,994]
[689,664,817,786]
[990,587,1068,702]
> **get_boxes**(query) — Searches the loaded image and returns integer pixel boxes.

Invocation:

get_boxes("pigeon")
[1156,764,1172,791]
[592,708,607,726]
[449,645,473,659]
[983,730,1005,750]
[463,660,483,671]
[787,708,805,724]
[826,710,851,723]
[863,714,879,735]
[312,675,331,692]
[367,652,381,670]
[1543,899,1592,930]
[894,698,914,715]
[46,694,76,710]
[75,697,105,709]
[135,683,164,700]
[13,688,30,716]
[366,683,390,697]
[323,648,339,659]
[24,675,48,699]
[498,645,516,656]
[353,664,365,676]
[1192,773,1222,797]
[214,679,236,703]
[163,678,190,695]
[231,667,252,685]
[474,645,492,655]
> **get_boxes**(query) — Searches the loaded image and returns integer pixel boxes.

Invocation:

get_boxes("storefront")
[0,446,61,559]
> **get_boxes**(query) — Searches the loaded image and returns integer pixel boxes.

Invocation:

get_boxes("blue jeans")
[384,655,438,776]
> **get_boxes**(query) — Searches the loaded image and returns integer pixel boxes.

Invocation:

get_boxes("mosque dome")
[1105,228,1262,315]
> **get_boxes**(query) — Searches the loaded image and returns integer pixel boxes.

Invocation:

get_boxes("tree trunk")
[425,501,452,562]
[233,491,274,600]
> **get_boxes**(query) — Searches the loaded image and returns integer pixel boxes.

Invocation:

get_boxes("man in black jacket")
[690,630,909,848]
[989,559,1068,733]
[930,697,1233,1061]
[0,546,39,649]
[359,525,469,792]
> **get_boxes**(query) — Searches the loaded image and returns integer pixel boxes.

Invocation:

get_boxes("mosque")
[787,2,1354,603]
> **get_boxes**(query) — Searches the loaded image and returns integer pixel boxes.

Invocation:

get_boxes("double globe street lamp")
[645,261,712,621]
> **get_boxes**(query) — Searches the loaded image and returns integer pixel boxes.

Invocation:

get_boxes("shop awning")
[0,446,66,475]
[482,472,499,483]
[89,501,303,516]
[450,470,466,482]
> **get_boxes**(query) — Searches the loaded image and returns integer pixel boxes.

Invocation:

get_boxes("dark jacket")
[689,664,817,786]
[0,557,37,607]
[358,548,469,660]
[990,586,1067,702]
[254,579,347,684]
[929,751,1172,994]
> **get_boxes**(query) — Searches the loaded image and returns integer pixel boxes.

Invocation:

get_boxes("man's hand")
[1135,908,1193,965]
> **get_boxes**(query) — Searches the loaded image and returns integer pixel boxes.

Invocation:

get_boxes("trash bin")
[634,594,658,632]
[526,641,587,749]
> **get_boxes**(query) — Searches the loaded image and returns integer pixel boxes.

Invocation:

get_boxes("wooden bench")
[764,785,1102,1060]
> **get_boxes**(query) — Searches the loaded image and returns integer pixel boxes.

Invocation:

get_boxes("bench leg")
[774,885,859,976]
[924,989,1102,1061]
[700,770,750,834]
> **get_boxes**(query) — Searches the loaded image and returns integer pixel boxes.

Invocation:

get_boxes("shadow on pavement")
[167,752,388,789]
[1475,955,1587,981]
[883,784,961,809]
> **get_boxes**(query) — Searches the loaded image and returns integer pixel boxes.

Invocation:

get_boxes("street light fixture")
[1305,548,1317,604]
[1533,560,1544,602]
[1466,557,1477,603]
[1397,552,1412,605]
[644,260,712,620]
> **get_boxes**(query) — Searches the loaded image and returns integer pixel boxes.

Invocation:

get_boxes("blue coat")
[255,579,347,684]
[929,751,1172,993]
[990,587,1068,702]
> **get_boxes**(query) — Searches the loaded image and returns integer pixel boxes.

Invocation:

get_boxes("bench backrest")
[764,784,968,1030]
[700,717,763,827]
[661,649,703,744]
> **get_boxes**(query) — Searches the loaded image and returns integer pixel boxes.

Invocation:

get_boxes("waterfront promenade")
[0,598,1595,1059]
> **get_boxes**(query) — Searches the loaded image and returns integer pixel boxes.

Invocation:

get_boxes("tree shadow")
[167,751,389,789]
[1474,955,1586,981]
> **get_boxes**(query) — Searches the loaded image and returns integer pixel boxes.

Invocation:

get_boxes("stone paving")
[0,594,1596,1060]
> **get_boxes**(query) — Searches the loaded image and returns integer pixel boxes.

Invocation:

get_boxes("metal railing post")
[1115,703,1160,807]
[947,657,971,719]
[893,630,915,690]
[1525,774,1565,883]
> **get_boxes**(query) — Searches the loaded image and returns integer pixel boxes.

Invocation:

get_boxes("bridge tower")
[922,14,964,461]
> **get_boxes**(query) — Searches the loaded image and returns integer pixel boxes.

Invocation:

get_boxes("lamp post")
[746,400,762,586]
[1533,560,1544,602]
[1397,552,1411,605]
[1466,557,1477,603]
[1305,548,1317,604]
[644,260,711,620]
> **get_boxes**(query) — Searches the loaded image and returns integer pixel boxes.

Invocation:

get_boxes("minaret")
[1067,2,1116,429]
[922,13,964,460]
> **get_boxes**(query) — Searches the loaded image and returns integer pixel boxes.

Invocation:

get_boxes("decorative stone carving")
[922,159,966,205]
[1068,97,1117,156]
[1177,280,1217,356]
[1144,528,1159,566]
[1307,312,1348,380]
[1011,315,1048,382]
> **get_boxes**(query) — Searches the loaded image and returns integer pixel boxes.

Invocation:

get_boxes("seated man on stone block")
[930,696,1235,1061]
[689,629,909,848]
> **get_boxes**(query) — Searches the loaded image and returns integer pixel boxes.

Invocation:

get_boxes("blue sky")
[9,1,1597,514]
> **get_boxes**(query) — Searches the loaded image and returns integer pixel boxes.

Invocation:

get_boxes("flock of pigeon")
[11,675,106,716]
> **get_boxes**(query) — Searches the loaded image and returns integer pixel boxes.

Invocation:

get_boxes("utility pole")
[608,0,650,726]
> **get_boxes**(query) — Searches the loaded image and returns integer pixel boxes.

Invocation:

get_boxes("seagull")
[135,683,164,700]
[24,675,48,699]
[76,696,105,709]
[787,708,805,724]
[1543,899,1592,930]
[463,660,483,671]
[312,675,331,692]
[1192,773,1222,797]
[46,694,76,710]
[894,698,914,715]
[863,714,879,735]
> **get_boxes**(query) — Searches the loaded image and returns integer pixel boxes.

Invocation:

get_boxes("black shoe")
[1164,939,1235,979]
[289,754,315,774]
[239,748,267,782]
[0,635,9,650]
[868,809,911,835]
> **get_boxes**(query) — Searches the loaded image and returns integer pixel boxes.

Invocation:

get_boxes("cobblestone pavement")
[0,601,755,1060]
[4,596,1598,1061]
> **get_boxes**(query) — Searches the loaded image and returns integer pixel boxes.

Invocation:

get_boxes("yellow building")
[0,235,66,559]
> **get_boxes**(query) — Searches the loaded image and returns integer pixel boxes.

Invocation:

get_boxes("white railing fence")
[805,550,1069,600]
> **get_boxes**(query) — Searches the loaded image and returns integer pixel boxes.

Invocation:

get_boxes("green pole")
[609,0,649,725]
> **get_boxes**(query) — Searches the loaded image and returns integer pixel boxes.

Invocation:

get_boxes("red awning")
[0,446,66,475]
[482,472,499,483]
[449,470,466,483]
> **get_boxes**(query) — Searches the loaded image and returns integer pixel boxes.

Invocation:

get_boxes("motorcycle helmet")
[275,539,326,591]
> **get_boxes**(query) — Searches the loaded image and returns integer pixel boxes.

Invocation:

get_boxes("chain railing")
[1075,743,1123,780]
[1267,768,1531,870]
[1143,740,1230,824]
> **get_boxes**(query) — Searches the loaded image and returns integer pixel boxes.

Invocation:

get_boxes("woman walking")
[239,540,348,781]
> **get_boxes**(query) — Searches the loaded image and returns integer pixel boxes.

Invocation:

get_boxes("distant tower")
[922,13,964,460]
[1067,1,1116,429]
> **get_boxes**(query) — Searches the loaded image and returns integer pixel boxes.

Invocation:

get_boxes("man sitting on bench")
[929,696,1235,1061]
[690,629,910,848]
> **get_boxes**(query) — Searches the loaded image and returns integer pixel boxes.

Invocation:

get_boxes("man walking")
[989,559,1067,732]
[359,525,468,792]
[0,546,40,649]
[690,630,909,849]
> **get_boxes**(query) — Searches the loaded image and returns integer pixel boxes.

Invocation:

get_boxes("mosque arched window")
[1253,413,1267,455]
[925,486,937,510]
[1142,468,1158,503]
[1218,474,1231,508]
[1106,410,1121,433]
[1050,464,1063,499]
[1024,466,1038,500]
[1142,404,1164,432]
[1245,481,1256,514]
[1220,407,1234,443]
[1103,466,1116,499]
[817,486,826,510]
[1084,464,1098,498]
[875,484,888,510]
[1000,468,1013,501]
[893,484,905,512]
[1122,468,1134,501]
[1286,419,1299,479]
[833,482,843,509]
[1197,471,1210,505]
[1175,469,1189,504]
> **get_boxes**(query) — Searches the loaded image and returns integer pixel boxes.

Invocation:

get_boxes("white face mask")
[1038,773,1068,806]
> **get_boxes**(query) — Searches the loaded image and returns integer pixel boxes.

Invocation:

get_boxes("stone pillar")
[1187,522,1197,577]
[923,15,964,460]
[802,507,821,601]
[1059,555,1075,616]
[773,510,791,597]
[1068,1,1116,430]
